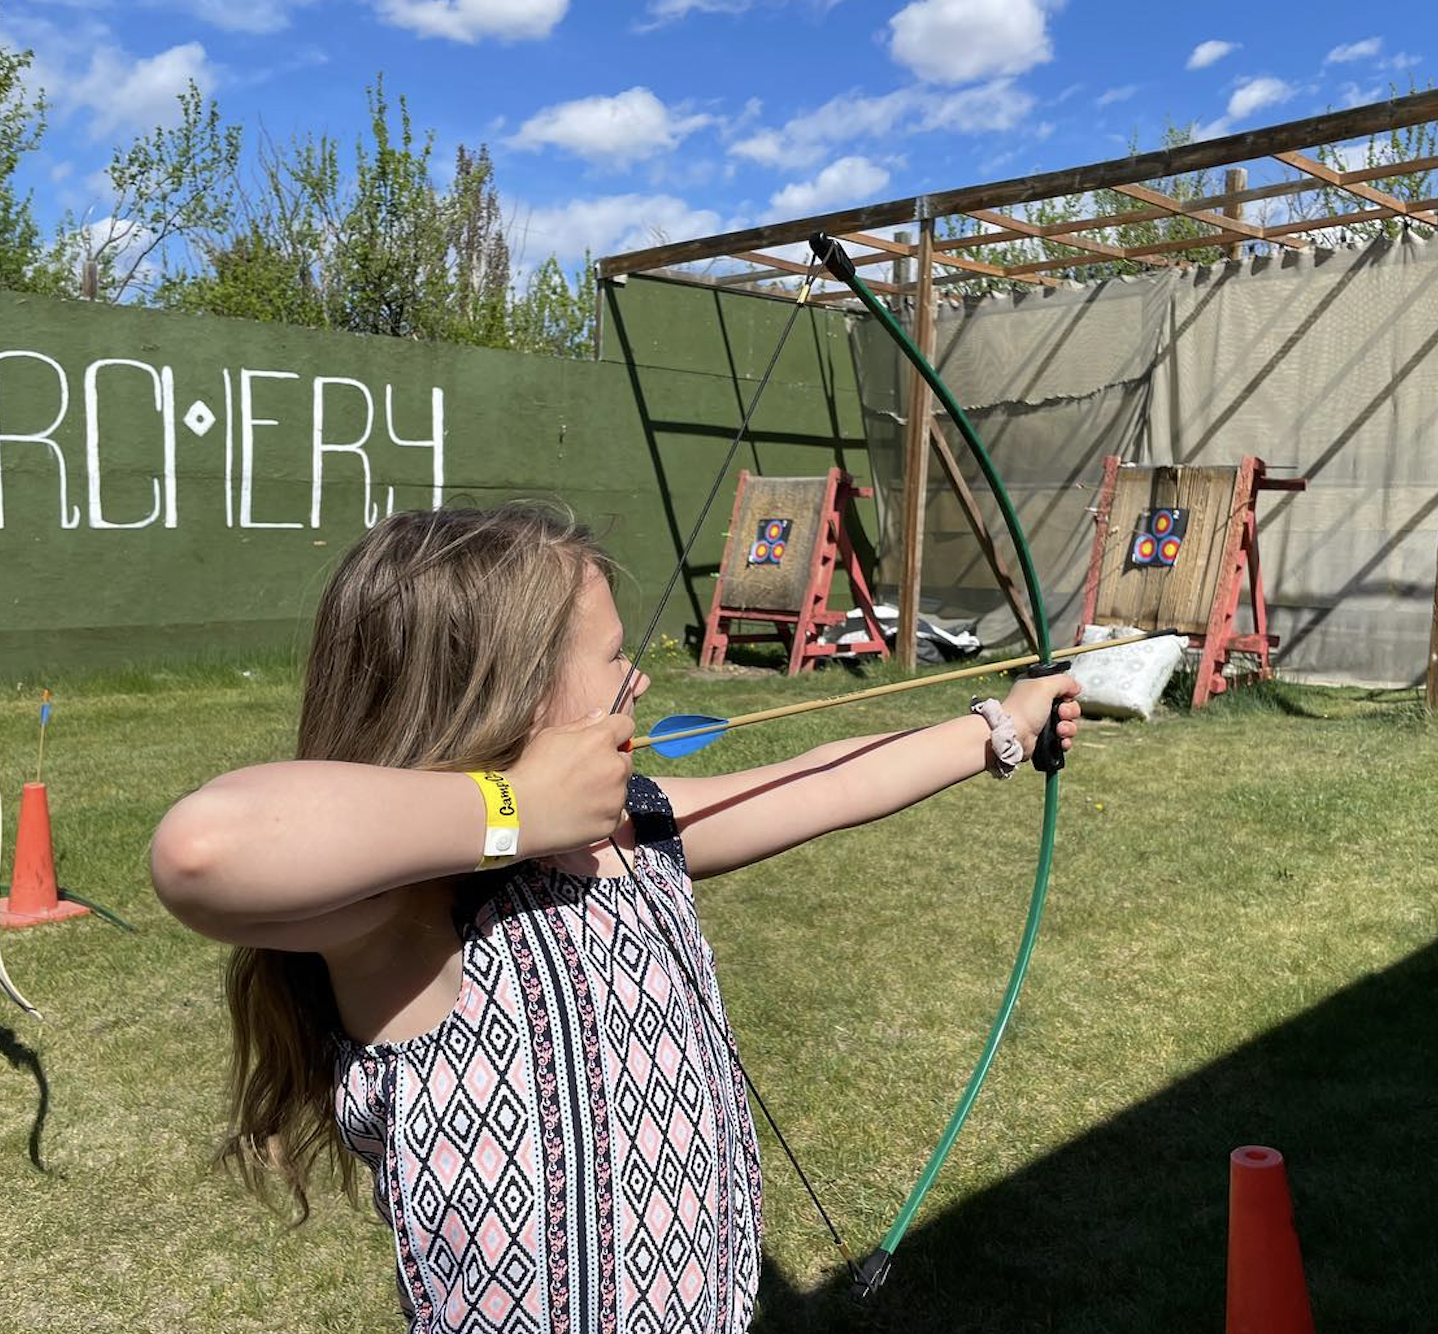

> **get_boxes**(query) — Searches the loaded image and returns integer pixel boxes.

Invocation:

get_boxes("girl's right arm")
[150,711,635,948]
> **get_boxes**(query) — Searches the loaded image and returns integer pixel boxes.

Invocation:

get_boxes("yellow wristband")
[465,770,520,868]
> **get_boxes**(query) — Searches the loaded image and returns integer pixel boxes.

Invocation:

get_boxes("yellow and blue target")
[1130,507,1188,569]
[748,517,793,566]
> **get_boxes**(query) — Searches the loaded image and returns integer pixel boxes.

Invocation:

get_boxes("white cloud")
[768,155,889,217]
[155,0,319,33]
[1190,74,1299,142]
[1326,38,1382,64]
[1096,85,1137,107]
[1385,52,1421,71]
[511,193,723,267]
[888,0,1055,85]
[645,0,752,19]
[730,80,1031,169]
[1227,76,1295,121]
[71,41,219,138]
[511,88,712,165]
[1337,81,1384,109]
[374,0,567,42]
[1187,40,1239,70]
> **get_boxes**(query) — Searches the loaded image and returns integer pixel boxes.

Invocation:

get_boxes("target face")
[1130,507,1188,570]
[748,516,793,566]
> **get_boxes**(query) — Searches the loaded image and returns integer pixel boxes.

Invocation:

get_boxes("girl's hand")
[510,711,635,857]
[999,673,1083,760]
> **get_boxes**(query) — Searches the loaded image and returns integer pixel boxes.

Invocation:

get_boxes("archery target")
[748,517,792,566]
[1130,507,1188,570]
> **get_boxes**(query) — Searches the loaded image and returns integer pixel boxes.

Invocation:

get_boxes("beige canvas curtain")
[852,230,1438,687]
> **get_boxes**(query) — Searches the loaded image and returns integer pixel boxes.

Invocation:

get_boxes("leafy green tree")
[510,253,597,358]
[78,81,242,303]
[1308,82,1436,243]
[0,46,58,294]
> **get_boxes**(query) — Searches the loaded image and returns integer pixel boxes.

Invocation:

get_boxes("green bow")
[808,231,1062,1296]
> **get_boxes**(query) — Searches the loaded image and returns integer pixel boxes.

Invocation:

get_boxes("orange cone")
[1226,1145,1314,1334]
[1,783,89,928]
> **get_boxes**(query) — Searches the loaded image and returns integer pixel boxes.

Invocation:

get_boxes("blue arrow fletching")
[40,703,52,726]
[647,713,728,758]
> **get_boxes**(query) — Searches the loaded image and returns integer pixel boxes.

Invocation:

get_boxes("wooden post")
[1428,535,1438,709]
[892,230,911,291]
[897,216,935,671]
[1224,168,1247,261]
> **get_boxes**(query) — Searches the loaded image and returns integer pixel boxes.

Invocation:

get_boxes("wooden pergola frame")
[598,90,1438,671]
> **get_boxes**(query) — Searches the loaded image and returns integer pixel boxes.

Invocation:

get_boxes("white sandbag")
[1069,624,1188,721]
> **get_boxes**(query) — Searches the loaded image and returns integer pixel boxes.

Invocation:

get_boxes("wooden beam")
[1259,196,1438,239]
[1273,150,1411,212]
[1112,181,1309,249]
[598,89,1438,276]
[928,421,1039,654]
[897,217,937,672]
[1332,153,1438,185]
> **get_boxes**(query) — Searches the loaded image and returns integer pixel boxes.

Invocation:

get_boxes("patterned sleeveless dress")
[334,776,763,1334]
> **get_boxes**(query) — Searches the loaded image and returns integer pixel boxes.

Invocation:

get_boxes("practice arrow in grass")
[631,629,1180,758]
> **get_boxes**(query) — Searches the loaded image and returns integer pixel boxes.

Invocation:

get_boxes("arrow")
[632,629,1180,758]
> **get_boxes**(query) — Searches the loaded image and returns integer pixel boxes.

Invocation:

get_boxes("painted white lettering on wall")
[84,359,177,529]
[0,351,449,530]
[0,351,81,529]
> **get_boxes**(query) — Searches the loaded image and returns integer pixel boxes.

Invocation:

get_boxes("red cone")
[1,783,89,928]
[1226,1145,1315,1334]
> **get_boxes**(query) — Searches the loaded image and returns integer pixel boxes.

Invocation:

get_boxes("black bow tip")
[809,232,856,283]
[850,1247,893,1302]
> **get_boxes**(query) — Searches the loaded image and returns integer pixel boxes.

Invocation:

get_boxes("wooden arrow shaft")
[631,629,1178,751]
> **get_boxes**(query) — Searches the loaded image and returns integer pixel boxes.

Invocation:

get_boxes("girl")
[151,505,1080,1334]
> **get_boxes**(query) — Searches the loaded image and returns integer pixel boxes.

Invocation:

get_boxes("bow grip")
[1019,659,1072,774]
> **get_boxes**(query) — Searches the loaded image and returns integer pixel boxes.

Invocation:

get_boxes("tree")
[78,81,243,303]
[0,47,56,294]
[510,253,597,359]
[1307,82,1436,244]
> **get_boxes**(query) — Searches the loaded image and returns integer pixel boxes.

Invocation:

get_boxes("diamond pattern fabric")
[335,777,761,1333]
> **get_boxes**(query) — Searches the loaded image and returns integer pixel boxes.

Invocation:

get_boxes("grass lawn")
[1,649,1434,1332]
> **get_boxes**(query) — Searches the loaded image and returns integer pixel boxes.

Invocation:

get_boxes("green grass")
[1,650,1434,1332]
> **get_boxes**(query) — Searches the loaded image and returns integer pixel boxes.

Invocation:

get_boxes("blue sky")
[1,0,1433,277]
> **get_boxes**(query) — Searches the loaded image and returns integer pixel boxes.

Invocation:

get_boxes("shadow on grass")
[0,1023,51,1172]
[755,939,1438,1333]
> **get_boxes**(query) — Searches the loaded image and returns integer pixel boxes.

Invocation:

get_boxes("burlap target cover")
[719,476,830,612]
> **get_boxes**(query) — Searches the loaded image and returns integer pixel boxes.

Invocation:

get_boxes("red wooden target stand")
[700,467,887,674]
[1078,455,1307,709]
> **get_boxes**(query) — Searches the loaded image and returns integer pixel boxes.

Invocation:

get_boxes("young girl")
[151,505,1080,1334]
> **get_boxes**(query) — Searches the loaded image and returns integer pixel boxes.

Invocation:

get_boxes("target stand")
[1078,455,1307,708]
[700,467,887,674]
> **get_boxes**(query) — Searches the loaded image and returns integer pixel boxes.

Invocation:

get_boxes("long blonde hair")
[222,505,616,1218]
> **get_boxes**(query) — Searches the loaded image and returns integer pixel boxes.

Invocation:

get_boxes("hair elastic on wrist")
[465,770,520,868]
[970,697,1023,780]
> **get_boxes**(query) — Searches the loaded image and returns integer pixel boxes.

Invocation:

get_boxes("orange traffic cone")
[1,782,89,928]
[1226,1145,1315,1334]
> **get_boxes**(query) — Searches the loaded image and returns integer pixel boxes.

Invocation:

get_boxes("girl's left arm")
[661,674,1080,880]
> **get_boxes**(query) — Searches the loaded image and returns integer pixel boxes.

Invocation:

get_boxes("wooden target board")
[718,475,830,612]
[1088,465,1239,634]
[1079,455,1307,708]
[701,468,887,674]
